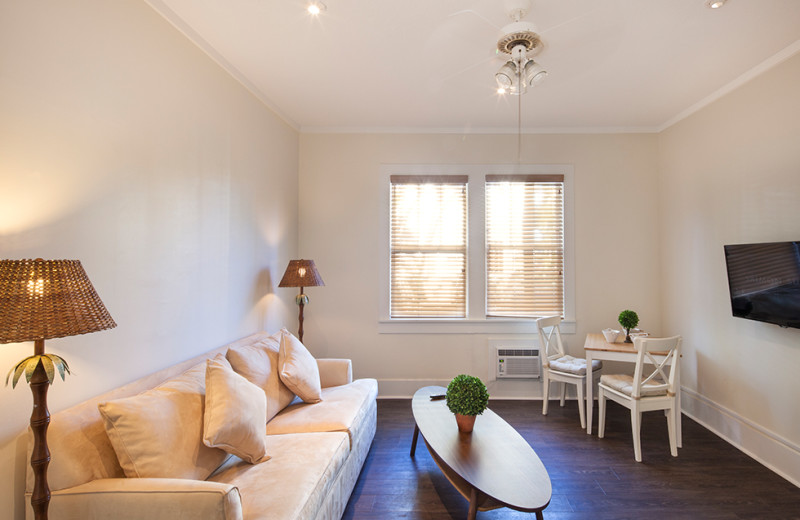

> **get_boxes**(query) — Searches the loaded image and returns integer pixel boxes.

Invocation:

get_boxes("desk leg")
[585,351,594,435]
[676,364,682,448]
[410,423,420,457]
[467,487,478,520]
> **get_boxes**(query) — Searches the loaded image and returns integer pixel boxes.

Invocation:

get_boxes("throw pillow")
[203,355,270,464]
[98,362,228,480]
[278,329,322,403]
[226,337,295,421]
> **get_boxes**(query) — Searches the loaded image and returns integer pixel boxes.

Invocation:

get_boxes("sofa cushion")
[267,379,378,446]
[204,355,270,464]
[279,330,322,403]
[208,431,350,520]
[226,333,295,422]
[98,362,228,480]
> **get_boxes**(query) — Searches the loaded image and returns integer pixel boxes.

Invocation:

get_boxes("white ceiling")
[146,0,800,133]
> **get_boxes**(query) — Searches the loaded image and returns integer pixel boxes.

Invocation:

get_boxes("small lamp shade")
[278,259,325,288]
[0,259,116,344]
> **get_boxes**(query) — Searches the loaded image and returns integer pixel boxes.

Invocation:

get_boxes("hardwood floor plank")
[343,399,800,519]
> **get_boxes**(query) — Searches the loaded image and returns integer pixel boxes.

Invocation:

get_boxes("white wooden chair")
[598,335,682,462]
[537,316,602,429]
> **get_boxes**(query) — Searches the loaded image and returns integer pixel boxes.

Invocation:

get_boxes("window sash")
[485,175,564,318]
[390,176,467,318]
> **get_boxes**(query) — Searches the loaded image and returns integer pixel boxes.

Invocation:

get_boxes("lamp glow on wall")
[0,259,116,520]
[278,259,324,343]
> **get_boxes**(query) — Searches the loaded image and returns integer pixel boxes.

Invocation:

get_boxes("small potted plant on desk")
[618,309,640,343]
[446,374,489,433]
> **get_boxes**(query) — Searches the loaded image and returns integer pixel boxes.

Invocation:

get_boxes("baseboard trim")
[680,387,800,488]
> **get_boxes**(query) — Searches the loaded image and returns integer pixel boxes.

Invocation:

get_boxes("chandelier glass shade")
[523,59,548,86]
[495,44,547,95]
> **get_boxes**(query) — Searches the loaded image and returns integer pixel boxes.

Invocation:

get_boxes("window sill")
[378,319,576,335]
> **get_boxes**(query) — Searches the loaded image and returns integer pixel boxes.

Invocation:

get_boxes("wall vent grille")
[496,347,540,379]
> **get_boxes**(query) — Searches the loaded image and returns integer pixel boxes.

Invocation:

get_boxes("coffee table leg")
[535,510,544,520]
[467,487,478,520]
[410,423,420,456]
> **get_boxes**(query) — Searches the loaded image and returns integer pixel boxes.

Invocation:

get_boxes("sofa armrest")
[26,478,242,520]
[316,358,353,388]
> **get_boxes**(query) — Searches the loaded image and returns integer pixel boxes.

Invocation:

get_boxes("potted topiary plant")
[618,309,640,343]
[445,374,490,433]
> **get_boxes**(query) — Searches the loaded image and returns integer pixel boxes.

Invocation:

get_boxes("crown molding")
[143,0,299,132]
[658,39,800,132]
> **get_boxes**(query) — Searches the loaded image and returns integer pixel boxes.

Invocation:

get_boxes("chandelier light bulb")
[307,1,326,15]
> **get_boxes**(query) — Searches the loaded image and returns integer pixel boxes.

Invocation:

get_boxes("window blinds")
[485,174,564,318]
[390,175,468,318]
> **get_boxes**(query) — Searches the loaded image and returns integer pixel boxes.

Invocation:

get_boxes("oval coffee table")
[410,386,551,519]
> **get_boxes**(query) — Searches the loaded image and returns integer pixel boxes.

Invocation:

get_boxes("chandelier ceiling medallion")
[495,0,548,95]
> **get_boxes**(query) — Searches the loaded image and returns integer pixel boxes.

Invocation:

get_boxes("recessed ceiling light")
[705,0,727,8]
[307,1,326,15]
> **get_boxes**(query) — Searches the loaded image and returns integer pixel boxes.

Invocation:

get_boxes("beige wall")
[2,1,797,515]
[0,1,298,517]
[298,132,662,396]
[658,52,800,483]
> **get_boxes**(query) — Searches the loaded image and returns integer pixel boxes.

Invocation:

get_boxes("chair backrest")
[631,335,682,399]
[536,316,566,366]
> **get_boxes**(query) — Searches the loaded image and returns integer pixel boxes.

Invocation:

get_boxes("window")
[389,175,468,318]
[380,164,574,334]
[485,175,564,318]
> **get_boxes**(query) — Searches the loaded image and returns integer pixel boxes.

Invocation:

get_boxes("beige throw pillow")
[226,337,295,421]
[278,329,322,403]
[98,363,227,480]
[203,355,270,464]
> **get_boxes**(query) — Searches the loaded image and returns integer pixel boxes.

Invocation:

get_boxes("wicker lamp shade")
[0,259,116,344]
[278,259,325,288]
[2,258,116,520]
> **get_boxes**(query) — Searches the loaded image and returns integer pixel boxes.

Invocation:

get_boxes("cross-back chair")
[598,335,682,462]
[537,316,602,429]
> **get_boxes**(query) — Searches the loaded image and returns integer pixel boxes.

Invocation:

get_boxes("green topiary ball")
[446,374,489,416]
[618,309,640,330]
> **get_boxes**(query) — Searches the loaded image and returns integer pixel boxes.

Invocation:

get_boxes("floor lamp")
[278,259,324,343]
[1,259,116,520]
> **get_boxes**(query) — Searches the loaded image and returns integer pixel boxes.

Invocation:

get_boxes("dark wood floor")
[343,399,800,520]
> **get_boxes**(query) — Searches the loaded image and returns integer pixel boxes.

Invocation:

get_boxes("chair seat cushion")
[549,355,603,376]
[600,374,667,397]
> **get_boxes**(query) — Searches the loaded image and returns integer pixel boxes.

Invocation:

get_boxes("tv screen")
[723,241,800,329]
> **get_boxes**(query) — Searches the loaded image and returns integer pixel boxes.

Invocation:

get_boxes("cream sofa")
[25,331,378,520]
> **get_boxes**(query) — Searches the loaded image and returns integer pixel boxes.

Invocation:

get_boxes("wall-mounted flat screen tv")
[723,241,800,329]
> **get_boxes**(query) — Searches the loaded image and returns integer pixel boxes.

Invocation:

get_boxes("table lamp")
[0,259,117,520]
[278,259,324,343]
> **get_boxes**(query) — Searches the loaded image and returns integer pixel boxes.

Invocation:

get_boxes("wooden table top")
[584,332,639,353]
[584,332,671,355]
[411,386,551,513]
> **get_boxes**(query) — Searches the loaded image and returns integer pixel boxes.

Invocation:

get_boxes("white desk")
[584,333,682,447]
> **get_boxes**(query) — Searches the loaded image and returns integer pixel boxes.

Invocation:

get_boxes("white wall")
[0,1,298,517]
[298,132,663,396]
[658,52,800,484]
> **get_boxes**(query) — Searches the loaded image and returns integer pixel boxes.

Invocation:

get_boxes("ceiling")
[146,0,800,133]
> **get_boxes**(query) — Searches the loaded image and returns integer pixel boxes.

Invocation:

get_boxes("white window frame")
[378,164,575,334]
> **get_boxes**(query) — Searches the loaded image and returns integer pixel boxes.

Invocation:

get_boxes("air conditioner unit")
[496,347,540,379]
